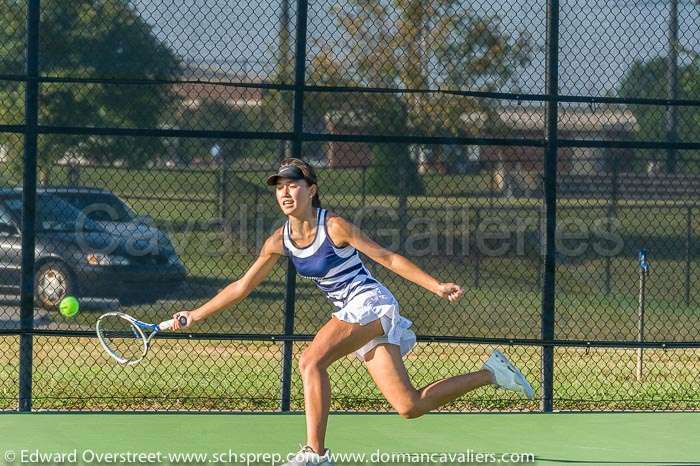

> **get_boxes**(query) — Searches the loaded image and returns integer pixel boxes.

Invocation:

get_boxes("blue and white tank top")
[283,208,381,309]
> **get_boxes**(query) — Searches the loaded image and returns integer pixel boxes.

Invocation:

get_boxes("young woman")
[172,158,534,466]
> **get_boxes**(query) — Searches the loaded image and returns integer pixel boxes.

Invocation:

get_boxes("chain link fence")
[0,0,699,412]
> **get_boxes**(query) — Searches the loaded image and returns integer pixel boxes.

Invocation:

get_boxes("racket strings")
[97,315,147,363]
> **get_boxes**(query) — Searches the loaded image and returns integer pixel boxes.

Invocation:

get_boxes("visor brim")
[266,174,306,186]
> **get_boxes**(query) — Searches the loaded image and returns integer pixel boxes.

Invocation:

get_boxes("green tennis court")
[1,413,697,465]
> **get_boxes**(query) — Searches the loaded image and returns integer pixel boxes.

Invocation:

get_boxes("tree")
[176,99,249,165]
[173,98,265,238]
[0,0,182,181]
[304,0,533,192]
[366,142,424,195]
[618,56,700,172]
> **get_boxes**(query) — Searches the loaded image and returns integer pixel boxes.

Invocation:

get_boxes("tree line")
[0,0,696,190]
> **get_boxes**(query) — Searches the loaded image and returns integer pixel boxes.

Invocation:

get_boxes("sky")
[131,0,700,97]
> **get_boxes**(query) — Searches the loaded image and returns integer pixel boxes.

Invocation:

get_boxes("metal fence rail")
[0,0,698,413]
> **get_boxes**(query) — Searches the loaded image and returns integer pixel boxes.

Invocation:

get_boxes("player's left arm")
[326,214,464,302]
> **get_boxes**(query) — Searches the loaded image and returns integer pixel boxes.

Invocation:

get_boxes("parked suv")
[0,189,187,310]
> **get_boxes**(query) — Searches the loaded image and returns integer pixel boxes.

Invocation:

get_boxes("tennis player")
[172,158,534,466]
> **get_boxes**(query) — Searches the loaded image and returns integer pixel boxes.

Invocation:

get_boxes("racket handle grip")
[159,316,189,331]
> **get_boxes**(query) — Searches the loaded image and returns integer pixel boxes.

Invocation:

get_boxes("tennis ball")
[59,296,79,317]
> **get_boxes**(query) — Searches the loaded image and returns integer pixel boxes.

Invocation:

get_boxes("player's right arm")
[172,227,284,329]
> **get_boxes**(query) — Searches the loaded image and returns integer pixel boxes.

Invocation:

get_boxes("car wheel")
[35,261,77,311]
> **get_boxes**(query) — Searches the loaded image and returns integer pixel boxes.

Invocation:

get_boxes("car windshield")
[3,195,102,233]
[56,193,136,223]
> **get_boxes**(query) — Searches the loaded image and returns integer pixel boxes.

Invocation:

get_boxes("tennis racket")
[96,312,187,365]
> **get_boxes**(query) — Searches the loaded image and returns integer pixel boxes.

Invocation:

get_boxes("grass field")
[4,248,693,411]
[1,163,698,412]
[1,335,699,412]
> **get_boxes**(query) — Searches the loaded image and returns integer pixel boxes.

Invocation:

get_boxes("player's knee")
[298,350,313,374]
[298,350,325,376]
[397,405,423,420]
[395,399,424,420]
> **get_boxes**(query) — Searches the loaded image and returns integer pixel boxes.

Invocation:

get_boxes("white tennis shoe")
[483,349,535,399]
[280,445,334,466]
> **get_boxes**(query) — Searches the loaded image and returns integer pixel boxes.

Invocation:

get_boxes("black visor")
[265,165,309,186]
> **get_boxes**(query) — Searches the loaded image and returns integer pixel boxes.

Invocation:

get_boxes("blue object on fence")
[639,249,650,273]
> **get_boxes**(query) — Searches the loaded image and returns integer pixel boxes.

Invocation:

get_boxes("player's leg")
[363,343,493,419]
[298,316,384,455]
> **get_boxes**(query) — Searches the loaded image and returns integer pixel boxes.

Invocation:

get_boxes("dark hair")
[278,158,321,208]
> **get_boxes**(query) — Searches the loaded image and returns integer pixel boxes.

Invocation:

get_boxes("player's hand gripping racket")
[96,312,188,365]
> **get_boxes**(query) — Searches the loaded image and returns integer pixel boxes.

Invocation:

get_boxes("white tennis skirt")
[332,284,417,361]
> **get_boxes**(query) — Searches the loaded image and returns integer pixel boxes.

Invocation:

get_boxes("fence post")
[18,0,41,413]
[636,250,649,382]
[361,165,367,208]
[280,261,297,411]
[665,0,679,174]
[290,0,308,160]
[398,160,408,253]
[279,0,292,161]
[604,154,619,295]
[685,206,692,306]
[217,163,225,222]
[280,0,309,412]
[474,207,481,288]
[541,0,560,413]
[536,207,542,290]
